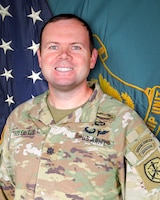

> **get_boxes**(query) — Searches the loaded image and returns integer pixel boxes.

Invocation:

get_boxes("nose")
[59,48,71,60]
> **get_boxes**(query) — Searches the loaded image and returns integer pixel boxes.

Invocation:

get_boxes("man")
[0,14,160,200]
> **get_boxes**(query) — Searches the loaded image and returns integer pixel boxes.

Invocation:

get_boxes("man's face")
[37,19,98,91]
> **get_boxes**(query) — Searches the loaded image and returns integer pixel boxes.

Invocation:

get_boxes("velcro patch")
[136,150,160,191]
[13,129,35,136]
[131,135,156,161]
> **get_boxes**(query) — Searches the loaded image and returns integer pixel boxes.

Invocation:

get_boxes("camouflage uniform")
[0,82,160,200]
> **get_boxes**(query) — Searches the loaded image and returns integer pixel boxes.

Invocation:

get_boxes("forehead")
[42,19,89,39]
[46,18,85,29]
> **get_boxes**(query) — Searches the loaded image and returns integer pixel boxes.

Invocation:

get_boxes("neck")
[48,83,93,109]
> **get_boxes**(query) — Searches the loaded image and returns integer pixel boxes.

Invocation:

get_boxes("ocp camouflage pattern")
[0,82,160,200]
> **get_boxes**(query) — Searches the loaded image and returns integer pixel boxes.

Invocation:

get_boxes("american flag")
[0,0,53,135]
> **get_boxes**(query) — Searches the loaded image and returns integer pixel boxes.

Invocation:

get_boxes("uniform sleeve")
[125,162,160,200]
[124,111,160,199]
[0,125,15,200]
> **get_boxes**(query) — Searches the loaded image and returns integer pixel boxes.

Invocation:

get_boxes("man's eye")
[72,46,81,50]
[49,45,58,50]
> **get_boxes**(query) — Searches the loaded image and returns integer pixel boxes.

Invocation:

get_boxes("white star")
[27,70,42,84]
[27,7,43,24]
[0,39,13,54]
[1,68,14,81]
[5,94,15,106]
[27,40,39,55]
[0,4,12,21]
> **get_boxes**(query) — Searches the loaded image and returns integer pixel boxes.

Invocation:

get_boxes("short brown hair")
[39,13,94,53]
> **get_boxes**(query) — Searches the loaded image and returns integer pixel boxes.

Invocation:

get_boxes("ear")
[90,48,98,69]
[37,49,42,68]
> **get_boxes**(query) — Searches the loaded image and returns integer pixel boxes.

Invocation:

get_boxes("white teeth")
[56,67,72,72]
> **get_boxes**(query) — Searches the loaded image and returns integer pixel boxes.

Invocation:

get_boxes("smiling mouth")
[55,67,73,72]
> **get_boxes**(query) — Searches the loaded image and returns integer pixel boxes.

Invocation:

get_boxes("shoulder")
[8,91,48,119]
[100,92,136,117]
[94,82,131,112]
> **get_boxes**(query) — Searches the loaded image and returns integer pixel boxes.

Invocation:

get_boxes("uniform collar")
[29,91,54,126]
[29,82,104,125]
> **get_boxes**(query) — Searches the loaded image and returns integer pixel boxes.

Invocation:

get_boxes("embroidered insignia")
[96,112,115,122]
[97,130,109,136]
[13,129,35,136]
[84,126,109,136]
[81,135,110,146]
[144,157,160,183]
[84,127,96,134]
[134,137,155,158]
[47,147,54,155]
[95,121,105,126]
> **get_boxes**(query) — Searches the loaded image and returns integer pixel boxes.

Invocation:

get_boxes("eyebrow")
[45,41,84,46]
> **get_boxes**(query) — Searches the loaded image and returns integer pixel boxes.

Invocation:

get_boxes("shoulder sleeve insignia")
[144,157,160,183]
[135,150,160,191]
